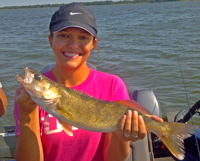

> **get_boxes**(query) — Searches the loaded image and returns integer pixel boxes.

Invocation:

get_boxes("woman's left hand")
[115,110,146,141]
[115,110,163,142]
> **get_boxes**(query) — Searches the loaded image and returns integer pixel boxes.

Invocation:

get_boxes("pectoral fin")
[58,119,73,137]
[114,100,151,115]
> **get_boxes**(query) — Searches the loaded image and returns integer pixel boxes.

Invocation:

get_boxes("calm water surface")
[0,1,200,126]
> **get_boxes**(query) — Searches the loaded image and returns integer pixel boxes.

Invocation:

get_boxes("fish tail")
[156,122,198,160]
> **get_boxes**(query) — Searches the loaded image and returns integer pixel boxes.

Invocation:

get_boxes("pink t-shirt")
[14,68,130,161]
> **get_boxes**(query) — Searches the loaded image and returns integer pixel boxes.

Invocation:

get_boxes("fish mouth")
[15,67,33,85]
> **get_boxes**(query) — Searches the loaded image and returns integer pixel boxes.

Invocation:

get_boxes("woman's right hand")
[16,86,38,113]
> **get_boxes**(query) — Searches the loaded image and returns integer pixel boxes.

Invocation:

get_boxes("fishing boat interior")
[0,63,200,161]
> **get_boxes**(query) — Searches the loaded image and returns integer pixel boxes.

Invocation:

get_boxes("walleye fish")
[16,67,198,160]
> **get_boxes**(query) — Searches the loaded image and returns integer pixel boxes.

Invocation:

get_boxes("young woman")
[0,82,7,117]
[14,2,162,161]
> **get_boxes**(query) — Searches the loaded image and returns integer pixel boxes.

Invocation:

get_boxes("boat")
[0,63,199,161]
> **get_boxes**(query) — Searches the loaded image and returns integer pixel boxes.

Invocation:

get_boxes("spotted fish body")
[16,67,198,160]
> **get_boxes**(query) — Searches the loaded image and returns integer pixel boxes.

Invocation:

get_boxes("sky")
[0,0,99,8]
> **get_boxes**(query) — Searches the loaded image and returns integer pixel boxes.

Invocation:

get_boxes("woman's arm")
[0,83,8,117]
[15,87,44,161]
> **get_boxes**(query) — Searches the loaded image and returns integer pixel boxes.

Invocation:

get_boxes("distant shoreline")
[0,0,197,10]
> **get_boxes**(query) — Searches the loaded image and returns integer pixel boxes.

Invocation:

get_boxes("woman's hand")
[116,110,163,142]
[16,86,38,113]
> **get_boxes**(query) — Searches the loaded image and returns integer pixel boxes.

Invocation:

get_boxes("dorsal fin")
[114,100,151,115]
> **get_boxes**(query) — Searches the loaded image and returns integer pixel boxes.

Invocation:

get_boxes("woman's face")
[49,27,97,70]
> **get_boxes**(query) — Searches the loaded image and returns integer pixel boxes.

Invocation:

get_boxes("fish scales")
[57,86,129,131]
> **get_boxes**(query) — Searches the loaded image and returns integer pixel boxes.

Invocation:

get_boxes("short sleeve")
[111,76,130,101]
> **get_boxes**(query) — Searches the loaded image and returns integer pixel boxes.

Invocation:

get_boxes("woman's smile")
[62,52,83,59]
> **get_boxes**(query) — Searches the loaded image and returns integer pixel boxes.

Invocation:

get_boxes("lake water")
[0,1,200,127]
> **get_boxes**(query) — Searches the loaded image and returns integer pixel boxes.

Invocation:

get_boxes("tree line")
[0,0,180,10]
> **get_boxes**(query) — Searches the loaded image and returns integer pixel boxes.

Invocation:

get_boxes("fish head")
[15,67,60,100]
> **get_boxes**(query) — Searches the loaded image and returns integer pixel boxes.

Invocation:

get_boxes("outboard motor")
[130,88,162,118]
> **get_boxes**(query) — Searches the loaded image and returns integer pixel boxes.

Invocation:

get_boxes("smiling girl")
[14,2,161,161]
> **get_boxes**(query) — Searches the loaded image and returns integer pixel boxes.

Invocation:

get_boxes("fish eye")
[34,74,42,80]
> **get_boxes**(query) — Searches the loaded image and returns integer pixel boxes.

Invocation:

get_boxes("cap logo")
[70,12,82,15]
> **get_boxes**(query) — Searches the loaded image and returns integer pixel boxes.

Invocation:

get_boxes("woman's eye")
[34,74,42,80]
[80,36,88,40]
[59,34,68,38]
